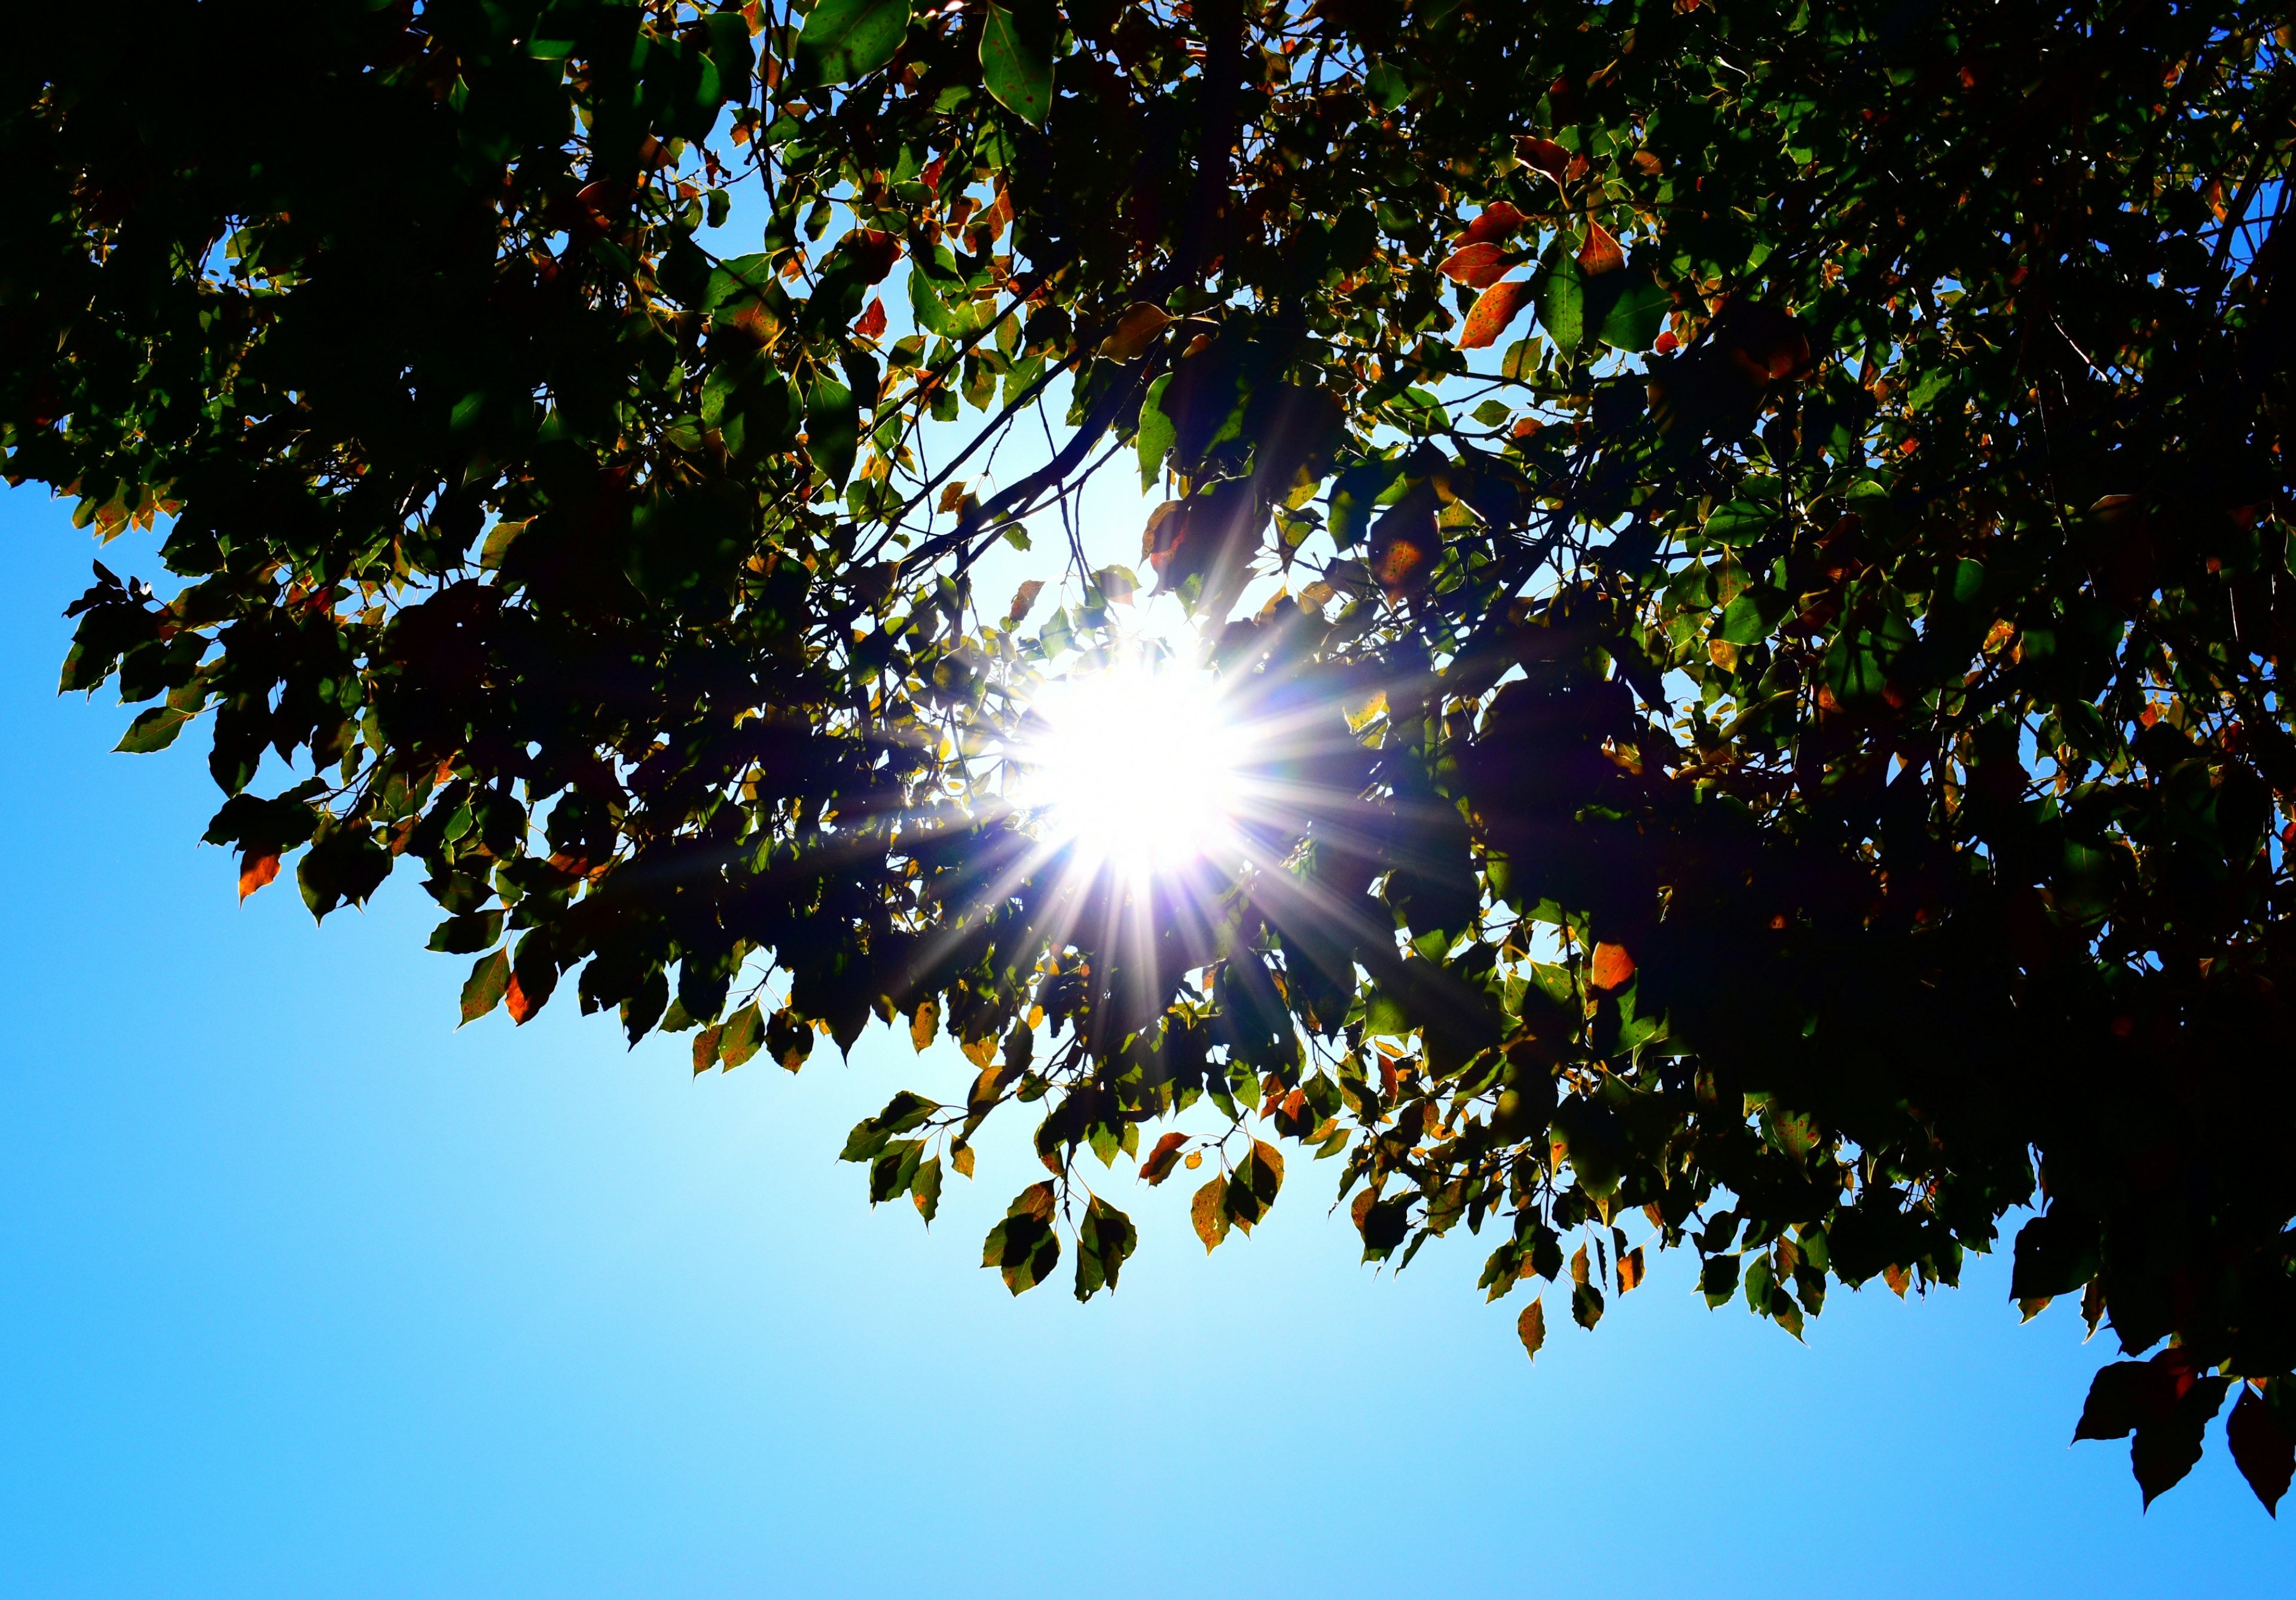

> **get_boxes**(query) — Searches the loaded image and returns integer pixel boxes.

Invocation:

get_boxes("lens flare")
[1015,658,1247,879]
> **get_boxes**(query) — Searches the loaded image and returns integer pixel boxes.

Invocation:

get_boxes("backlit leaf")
[795,0,911,85]
[979,0,1054,124]
[1460,277,1535,349]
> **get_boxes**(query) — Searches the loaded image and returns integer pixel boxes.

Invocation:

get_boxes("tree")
[7,0,2294,1510]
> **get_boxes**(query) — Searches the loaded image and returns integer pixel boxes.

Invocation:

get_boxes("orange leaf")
[853,296,887,339]
[237,848,281,902]
[936,480,970,514]
[1006,578,1044,625]
[1618,1245,1646,1292]
[1589,941,1636,990]
[1098,301,1172,362]
[1460,277,1535,349]
[1439,241,1510,288]
[1141,1130,1187,1186]
[1576,221,1625,276]
[1457,201,1528,246]
[1517,1298,1546,1360]
[505,972,538,1025]
[1369,503,1441,596]
[1516,136,1569,183]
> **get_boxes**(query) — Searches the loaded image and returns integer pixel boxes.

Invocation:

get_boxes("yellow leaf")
[1191,1174,1231,1253]
[909,998,939,1053]
[951,1143,976,1179]
[1517,1299,1546,1361]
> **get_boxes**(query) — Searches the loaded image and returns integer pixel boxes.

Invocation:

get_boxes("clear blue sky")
[1,477,2285,1596]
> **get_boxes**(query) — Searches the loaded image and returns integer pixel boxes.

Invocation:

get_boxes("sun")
[1014,655,1249,880]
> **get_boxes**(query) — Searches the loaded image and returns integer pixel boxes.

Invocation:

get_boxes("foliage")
[8,0,2296,1509]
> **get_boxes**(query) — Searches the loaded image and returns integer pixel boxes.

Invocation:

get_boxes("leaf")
[459,949,511,1025]
[2228,1386,2294,1514]
[1135,373,1176,488]
[719,1001,765,1068]
[979,0,1055,124]
[795,0,911,86]
[1702,499,1775,546]
[981,1180,1061,1293]
[806,372,858,488]
[1460,277,1535,349]
[911,1154,944,1223]
[1191,1174,1231,1252]
[1140,1129,1187,1186]
[1516,1297,1546,1361]
[1534,242,1587,356]
[1715,585,1790,645]
[1073,1194,1138,1300]
[909,996,939,1052]
[238,848,282,902]
[1516,136,1568,183]
[115,706,191,753]
[1575,221,1625,276]
[1618,1245,1646,1292]
[1571,1278,1605,1329]
[1223,1138,1285,1232]
[1597,271,1671,352]
[853,297,887,340]
[1439,242,1511,289]
[1588,942,1635,990]
[1098,302,1171,362]
[425,909,503,954]
[1457,201,1528,246]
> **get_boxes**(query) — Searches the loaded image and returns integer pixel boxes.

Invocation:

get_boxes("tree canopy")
[8,0,2295,1510]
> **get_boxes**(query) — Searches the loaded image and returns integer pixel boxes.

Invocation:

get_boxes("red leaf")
[1460,276,1535,349]
[853,297,887,339]
[1457,201,1528,246]
[237,848,281,902]
[1516,136,1569,184]
[2228,1387,2294,1515]
[1439,241,1510,288]
[841,228,902,285]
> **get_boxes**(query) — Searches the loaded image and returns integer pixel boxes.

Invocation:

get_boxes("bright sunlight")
[1015,656,1250,880]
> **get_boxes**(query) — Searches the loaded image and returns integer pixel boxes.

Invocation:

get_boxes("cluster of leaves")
[8,0,2296,1509]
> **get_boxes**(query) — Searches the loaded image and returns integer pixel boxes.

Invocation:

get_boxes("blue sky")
[2,474,2286,1596]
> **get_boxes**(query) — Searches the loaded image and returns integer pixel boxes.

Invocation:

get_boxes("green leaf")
[1597,270,1670,352]
[426,909,504,954]
[1534,237,1587,357]
[1136,373,1175,490]
[719,1001,765,1069]
[795,0,912,86]
[1715,584,1790,645]
[1073,1193,1137,1299]
[982,1180,1061,1293]
[114,706,191,753]
[979,0,1055,124]
[459,949,511,1026]
[806,372,859,488]
[1702,499,1775,546]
